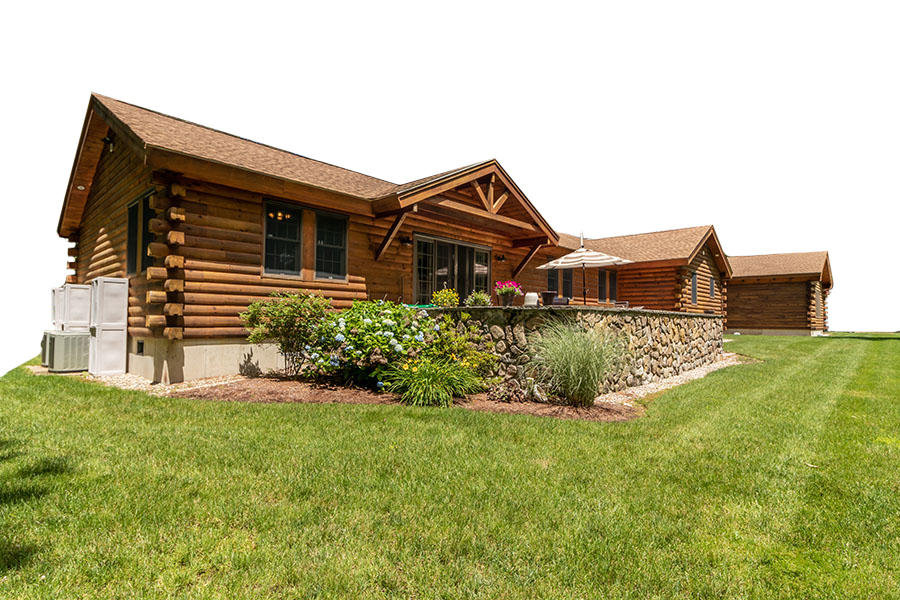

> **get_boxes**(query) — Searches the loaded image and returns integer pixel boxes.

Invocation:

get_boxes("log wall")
[145,177,564,339]
[724,281,810,330]
[677,245,726,315]
[70,143,163,338]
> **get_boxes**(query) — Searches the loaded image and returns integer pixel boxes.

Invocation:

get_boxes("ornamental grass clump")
[528,318,627,407]
[385,357,483,407]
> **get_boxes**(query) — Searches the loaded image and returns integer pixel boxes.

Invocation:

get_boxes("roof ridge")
[91,92,399,189]
[730,251,828,258]
[398,156,499,186]
[588,224,711,242]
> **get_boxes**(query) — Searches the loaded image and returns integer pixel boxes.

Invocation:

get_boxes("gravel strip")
[86,373,244,396]
[594,352,747,408]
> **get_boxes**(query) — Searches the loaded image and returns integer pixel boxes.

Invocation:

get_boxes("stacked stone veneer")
[425,307,724,392]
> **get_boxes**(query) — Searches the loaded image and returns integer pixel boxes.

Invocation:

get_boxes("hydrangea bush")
[242,296,497,393]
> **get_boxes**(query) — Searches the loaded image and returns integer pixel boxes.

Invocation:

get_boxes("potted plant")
[494,280,524,306]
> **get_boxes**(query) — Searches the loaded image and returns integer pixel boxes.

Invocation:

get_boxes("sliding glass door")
[416,236,491,304]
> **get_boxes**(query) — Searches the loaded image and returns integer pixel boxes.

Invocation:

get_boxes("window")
[562,269,573,299]
[691,272,698,304]
[127,201,139,275]
[599,270,618,302]
[264,202,302,275]
[315,212,347,279]
[127,194,154,276]
[815,287,823,319]
[547,270,559,293]
[414,235,491,304]
[709,276,715,299]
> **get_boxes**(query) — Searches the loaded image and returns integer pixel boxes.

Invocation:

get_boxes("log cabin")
[519,226,732,314]
[58,94,562,382]
[725,252,833,335]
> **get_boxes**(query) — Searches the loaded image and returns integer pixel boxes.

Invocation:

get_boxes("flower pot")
[540,291,557,306]
[499,294,514,307]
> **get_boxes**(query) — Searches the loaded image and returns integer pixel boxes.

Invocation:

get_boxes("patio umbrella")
[536,233,632,304]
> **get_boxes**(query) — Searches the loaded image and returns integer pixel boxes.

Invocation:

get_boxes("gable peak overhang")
[371,159,559,246]
[689,225,732,278]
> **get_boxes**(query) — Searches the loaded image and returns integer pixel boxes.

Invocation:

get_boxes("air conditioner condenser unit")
[45,331,90,373]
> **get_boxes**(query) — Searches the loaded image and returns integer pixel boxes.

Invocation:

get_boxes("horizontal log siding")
[170,178,557,338]
[677,245,726,315]
[724,281,810,330]
[616,266,681,311]
[71,143,162,338]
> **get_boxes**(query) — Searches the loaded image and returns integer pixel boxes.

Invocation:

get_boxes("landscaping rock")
[424,306,723,394]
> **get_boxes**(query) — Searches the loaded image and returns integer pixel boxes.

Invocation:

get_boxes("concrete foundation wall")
[127,337,284,383]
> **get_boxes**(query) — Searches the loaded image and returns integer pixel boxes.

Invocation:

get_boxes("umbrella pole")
[582,265,587,305]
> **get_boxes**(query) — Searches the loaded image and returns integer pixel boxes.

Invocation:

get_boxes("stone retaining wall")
[425,307,723,392]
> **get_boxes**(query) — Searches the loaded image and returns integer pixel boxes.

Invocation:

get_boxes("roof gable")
[558,225,730,274]
[59,94,558,242]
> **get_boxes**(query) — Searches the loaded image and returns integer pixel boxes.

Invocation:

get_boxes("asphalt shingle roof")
[558,225,713,263]
[728,252,829,278]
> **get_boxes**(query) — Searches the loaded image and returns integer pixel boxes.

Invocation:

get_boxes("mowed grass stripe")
[0,335,898,598]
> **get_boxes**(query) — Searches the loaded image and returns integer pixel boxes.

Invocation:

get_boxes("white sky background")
[1,1,898,374]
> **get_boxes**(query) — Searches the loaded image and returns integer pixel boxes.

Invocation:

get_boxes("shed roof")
[729,252,832,287]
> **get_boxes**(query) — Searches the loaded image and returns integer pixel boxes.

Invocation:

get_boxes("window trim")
[314,210,348,281]
[263,200,303,276]
[412,233,492,304]
[127,191,155,276]
[562,269,573,299]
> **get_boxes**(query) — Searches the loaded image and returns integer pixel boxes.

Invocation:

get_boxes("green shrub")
[385,358,483,407]
[422,314,497,377]
[240,292,332,376]
[528,318,627,407]
[464,290,491,306]
[432,288,460,307]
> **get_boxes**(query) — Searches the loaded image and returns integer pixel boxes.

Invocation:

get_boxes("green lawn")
[0,334,898,599]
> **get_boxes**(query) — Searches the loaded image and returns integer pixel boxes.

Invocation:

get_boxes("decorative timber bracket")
[375,205,417,261]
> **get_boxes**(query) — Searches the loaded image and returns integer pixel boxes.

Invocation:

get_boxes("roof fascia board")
[146,147,376,217]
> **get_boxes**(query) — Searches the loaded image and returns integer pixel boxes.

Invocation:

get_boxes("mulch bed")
[174,377,642,422]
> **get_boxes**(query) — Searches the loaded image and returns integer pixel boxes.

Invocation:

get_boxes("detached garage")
[726,252,833,335]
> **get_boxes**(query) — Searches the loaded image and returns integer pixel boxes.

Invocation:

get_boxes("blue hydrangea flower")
[402,334,410,340]
[329,355,340,366]
[414,332,424,343]
[345,345,353,351]
[385,331,394,338]
[335,333,345,342]
[363,318,372,325]
[434,324,441,331]
[310,353,319,360]
[383,319,395,327]
[304,345,311,351]
[376,381,384,389]
[394,345,404,353]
